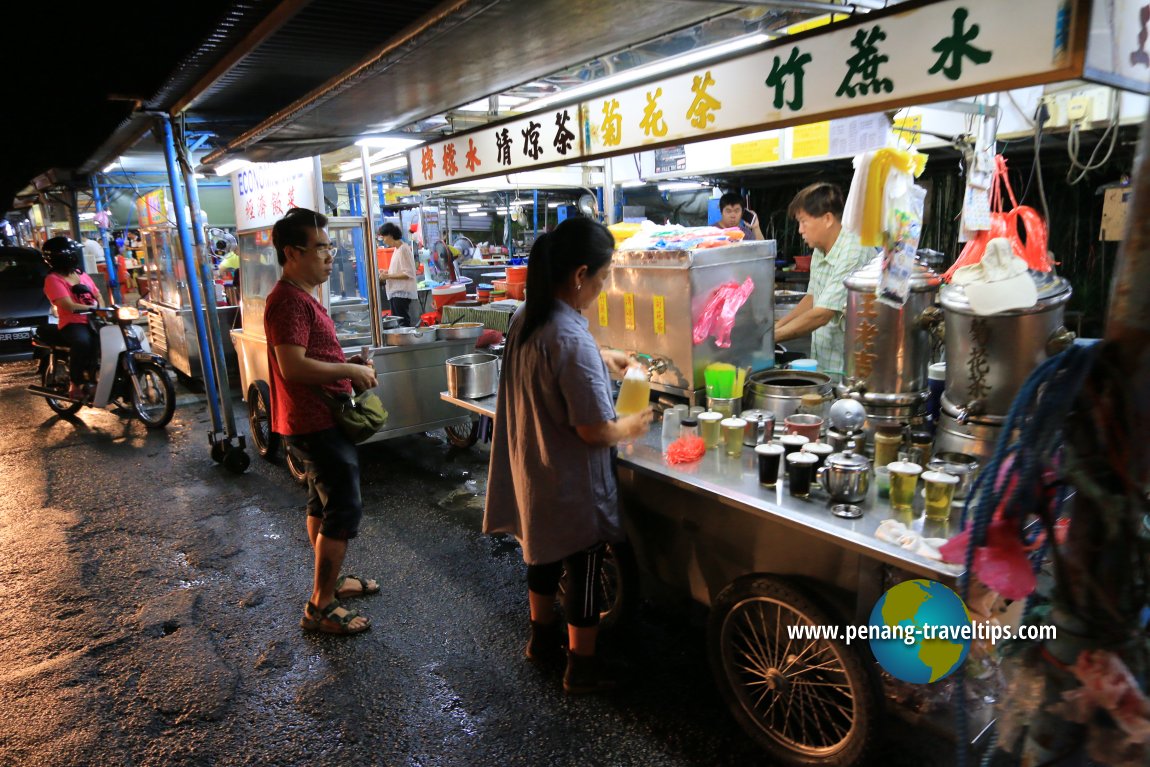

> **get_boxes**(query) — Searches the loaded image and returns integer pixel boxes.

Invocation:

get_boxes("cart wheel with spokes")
[444,419,479,449]
[284,443,307,485]
[707,576,881,767]
[247,381,280,461]
[558,540,638,633]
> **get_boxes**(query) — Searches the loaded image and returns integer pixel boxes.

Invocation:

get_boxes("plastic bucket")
[376,247,395,272]
[506,265,528,284]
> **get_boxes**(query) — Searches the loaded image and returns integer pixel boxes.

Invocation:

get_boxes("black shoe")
[525,620,566,664]
[563,651,617,695]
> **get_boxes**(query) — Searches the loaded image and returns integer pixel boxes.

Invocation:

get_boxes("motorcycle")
[27,305,176,428]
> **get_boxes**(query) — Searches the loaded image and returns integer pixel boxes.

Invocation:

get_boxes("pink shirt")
[44,272,99,328]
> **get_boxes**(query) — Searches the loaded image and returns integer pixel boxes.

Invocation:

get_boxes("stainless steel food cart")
[231,216,475,481]
[138,223,240,379]
[440,390,989,766]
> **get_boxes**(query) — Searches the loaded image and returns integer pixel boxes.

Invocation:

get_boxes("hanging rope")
[951,341,1150,766]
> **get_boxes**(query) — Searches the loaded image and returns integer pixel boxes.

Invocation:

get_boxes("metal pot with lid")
[841,255,942,410]
[940,270,1074,419]
[818,448,871,505]
[746,369,833,430]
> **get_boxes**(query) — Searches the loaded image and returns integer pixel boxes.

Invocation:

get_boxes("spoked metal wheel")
[284,443,308,485]
[130,361,176,428]
[444,419,480,448]
[42,358,81,415]
[707,576,880,767]
[247,381,280,460]
[558,541,638,632]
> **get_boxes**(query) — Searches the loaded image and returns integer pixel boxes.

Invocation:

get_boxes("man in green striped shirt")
[775,183,873,379]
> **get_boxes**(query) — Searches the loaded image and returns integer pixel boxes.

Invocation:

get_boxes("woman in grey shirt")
[484,217,653,695]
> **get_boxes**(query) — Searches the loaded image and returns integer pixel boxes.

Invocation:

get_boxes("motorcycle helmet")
[42,236,84,272]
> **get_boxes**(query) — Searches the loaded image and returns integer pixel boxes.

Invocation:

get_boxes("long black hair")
[520,217,614,341]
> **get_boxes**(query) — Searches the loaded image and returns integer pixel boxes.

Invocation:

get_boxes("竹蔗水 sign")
[408,0,1087,189]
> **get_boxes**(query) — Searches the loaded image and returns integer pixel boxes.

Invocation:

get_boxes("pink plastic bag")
[692,278,755,348]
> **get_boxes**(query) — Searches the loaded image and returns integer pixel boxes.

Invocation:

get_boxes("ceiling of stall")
[12,0,883,213]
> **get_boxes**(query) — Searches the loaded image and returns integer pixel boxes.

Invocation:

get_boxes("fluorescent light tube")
[522,34,769,111]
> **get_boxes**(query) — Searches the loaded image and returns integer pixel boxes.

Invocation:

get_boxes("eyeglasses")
[294,242,339,257]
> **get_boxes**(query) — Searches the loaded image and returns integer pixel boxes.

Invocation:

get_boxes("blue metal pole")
[182,149,239,437]
[158,115,225,433]
[533,189,538,239]
[89,175,120,303]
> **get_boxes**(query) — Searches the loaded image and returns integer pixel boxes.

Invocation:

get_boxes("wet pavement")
[0,358,959,766]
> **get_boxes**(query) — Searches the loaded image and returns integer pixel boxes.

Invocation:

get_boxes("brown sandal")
[335,574,380,600]
[300,599,371,635]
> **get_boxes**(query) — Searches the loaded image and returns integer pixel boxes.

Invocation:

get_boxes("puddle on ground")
[436,479,485,512]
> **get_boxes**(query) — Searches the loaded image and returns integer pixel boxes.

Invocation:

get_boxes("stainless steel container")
[934,393,1003,463]
[817,449,871,504]
[386,327,438,346]
[839,255,941,427]
[746,370,834,431]
[939,271,1074,419]
[740,409,775,446]
[432,322,484,341]
[445,353,499,398]
[584,241,776,404]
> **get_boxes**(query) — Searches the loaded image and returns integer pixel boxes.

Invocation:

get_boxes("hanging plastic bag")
[944,155,1051,280]
[877,178,927,308]
[692,277,755,348]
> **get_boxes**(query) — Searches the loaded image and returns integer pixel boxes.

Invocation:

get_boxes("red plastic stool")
[420,311,441,327]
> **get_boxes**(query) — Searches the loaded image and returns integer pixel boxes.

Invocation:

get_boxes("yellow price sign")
[624,293,636,331]
[598,292,609,327]
[792,121,830,159]
[652,295,666,335]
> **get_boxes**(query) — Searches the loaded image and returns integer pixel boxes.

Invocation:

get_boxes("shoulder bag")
[317,386,388,444]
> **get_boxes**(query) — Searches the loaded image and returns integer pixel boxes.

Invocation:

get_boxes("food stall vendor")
[377,222,419,327]
[717,191,763,240]
[773,182,872,378]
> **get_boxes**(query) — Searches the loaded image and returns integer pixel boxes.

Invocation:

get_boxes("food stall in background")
[227,158,478,481]
[136,188,240,379]
[586,227,776,405]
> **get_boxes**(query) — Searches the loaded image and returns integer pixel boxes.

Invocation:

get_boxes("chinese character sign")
[408,111,586,186]
[231,158,317,232]
[408,0,1082,189]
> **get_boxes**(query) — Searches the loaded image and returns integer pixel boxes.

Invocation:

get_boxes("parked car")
[0,246,51,358]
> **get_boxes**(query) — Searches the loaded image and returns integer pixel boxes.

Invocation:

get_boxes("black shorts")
[285,427,363,540]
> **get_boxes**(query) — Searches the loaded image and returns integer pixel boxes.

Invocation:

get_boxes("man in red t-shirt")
[266,207,378,635]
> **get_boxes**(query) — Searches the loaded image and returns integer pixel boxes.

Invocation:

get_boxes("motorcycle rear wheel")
[131,361,176,428]
[42,359,82,415]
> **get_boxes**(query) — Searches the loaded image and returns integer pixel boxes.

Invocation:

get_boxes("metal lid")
[940,270,1072,314]
[826,450,870,470]
[740,408,774,422]
[844,254,941,292]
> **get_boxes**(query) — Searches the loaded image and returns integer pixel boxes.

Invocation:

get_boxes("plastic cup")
[720,417,747,458]
[801,441,835,471]
[875,466,891,498]
[922,470,960,521]
[784,413,823,442]
[698,411,724,449]
[786,451,820,498]
[755,443,784,486]
[887,461,923,513]
[779,433,810,458]
[661,408,681,443]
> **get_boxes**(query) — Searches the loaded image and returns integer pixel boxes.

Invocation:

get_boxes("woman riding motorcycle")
[41,236,102,400]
